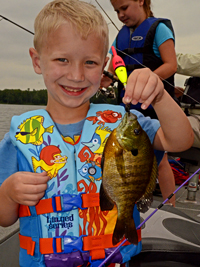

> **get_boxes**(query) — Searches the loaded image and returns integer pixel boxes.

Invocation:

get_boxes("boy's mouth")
[62,86,86,92]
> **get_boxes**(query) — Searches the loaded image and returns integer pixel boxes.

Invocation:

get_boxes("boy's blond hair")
[34,0,109,55]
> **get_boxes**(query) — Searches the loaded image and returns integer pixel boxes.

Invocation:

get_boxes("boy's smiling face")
[30,22,108,123]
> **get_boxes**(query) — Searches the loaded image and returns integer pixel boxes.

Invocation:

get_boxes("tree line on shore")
[0,89,47,105]
[0,87,118,105]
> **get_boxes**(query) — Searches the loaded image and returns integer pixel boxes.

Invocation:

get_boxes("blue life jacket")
[116,17,175,109]
[10,104,143,267]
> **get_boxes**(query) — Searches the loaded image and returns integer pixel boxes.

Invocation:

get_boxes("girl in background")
[101,0,177,205]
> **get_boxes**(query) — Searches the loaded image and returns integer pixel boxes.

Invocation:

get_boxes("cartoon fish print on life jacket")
[86,110,122,125]
[15,115,54,145]
[78,160,102,183]
[32,145,67,179]
[82,125,112,155]
[61,134,81,145]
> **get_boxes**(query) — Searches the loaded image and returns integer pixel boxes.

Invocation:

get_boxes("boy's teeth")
[65,87,82,92]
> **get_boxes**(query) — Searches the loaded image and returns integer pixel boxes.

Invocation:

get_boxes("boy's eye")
[58,58,68,62]
[86,60,95,65]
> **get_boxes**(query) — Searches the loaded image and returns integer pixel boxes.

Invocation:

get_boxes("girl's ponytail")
[143,0,154,17]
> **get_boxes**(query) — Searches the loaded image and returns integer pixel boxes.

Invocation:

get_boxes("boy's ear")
[29,48,42,74]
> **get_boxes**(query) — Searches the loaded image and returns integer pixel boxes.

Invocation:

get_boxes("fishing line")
[0,15,34,35]
[94,0,120,31]
[98,167,200,267]
[115,48,200,105]
[92,1,200,105]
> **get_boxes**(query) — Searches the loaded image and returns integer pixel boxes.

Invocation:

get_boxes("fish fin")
[46,125,54,134]
[137,155,158,213]
[112,217,125,245]
[32,115,44,123]
[100,183,114,211]
[32,157,39,173]
[33,137,43,146]
[30,128,38,136]
[89,175,95,183]
[125,218,138,245]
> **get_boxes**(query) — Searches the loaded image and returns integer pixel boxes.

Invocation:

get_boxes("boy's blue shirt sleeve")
[0,132,18,186]
[130,109,164,165]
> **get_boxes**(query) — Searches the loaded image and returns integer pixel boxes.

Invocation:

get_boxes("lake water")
[0,104,45,141]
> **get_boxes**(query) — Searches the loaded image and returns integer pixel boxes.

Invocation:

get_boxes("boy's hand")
[123,68,164,109]
[4,171,49,206]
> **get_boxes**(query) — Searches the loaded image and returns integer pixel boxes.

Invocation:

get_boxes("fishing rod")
[98,167,200,267]
[94,0,119,31]
[0,15,34,35]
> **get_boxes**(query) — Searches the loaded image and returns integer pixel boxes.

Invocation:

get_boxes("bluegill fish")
[100,112,157,245]
[15,115,54,145]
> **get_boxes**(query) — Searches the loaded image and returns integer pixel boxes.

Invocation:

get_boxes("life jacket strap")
[19,234,36,256]
[19,229,141,260]
[19,192,99,217]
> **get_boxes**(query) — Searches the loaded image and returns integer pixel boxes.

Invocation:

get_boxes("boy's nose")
[67,64,85,82]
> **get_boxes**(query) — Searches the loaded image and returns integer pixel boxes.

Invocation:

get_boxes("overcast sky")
[0,0,200,90]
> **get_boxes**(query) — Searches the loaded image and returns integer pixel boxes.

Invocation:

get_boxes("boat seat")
[169,147,200,166]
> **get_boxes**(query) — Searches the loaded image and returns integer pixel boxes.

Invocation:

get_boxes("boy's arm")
[124,68,194,152]
[0,172,49,227]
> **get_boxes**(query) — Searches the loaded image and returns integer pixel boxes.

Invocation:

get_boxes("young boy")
[0,0,193,267]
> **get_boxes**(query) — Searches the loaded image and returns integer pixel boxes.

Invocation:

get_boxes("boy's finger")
[22,172,49,185]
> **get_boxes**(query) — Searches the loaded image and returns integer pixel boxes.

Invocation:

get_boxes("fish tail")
[112,217,125,245]
[125,218,138,245]
[86,116,98,124]
[46,125,54,134]
[32,156,39,173]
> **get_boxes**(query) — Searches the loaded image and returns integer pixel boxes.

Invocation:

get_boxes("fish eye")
[92,138,99,144]
[88,167,96,175]
[134,128,140,135]
[82,167,88,173]
[112,112,118,117]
